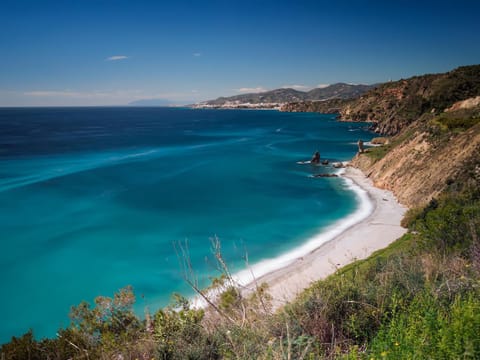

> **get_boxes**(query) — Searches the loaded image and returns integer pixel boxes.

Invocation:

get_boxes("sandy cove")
[243,166,408,310]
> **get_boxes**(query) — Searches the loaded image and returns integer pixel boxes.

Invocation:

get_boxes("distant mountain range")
[196,83,376,107]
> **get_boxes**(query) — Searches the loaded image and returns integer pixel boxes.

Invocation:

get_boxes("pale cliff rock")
[352,123,480,208]
[344,65,480,208]
[445,96,480,112]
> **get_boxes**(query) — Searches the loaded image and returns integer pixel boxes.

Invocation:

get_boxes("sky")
[0,0,479,106]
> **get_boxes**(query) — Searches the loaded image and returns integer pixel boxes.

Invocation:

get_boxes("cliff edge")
[351,100,480,208]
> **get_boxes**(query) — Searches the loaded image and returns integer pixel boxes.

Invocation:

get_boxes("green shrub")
[367,292,480,360]
[154,305,216,359]
[438,114,480,130]
[414,194,480,255]
[431,107,480,132]
[400,206,423,228]
[364,145,391,161]
[69,285,142,348]
[219,286,241,311]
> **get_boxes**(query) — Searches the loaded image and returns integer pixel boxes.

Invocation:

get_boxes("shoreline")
[238,165,408,309]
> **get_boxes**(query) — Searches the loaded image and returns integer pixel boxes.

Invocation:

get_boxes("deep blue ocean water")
[0,107,372,343]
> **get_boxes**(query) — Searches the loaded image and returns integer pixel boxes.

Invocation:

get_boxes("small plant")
[364,145,392,161]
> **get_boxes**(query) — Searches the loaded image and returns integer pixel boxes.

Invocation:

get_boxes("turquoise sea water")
[0,107,372,343]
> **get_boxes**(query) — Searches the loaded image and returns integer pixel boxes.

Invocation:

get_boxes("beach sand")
[243,166,408,310]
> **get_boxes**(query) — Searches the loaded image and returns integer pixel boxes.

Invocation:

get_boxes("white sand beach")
[243,166,408,310]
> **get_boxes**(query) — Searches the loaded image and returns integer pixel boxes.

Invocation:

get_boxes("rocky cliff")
[317,65,480,208]
[352,101,480,208]
[341,65,480,135]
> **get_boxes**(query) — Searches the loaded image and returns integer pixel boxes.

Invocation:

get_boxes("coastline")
[238,165,408,310]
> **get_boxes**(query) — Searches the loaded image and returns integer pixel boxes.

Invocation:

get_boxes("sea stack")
[357,139,364,153]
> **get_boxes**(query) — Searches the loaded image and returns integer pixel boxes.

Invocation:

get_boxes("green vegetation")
[364,128,415,162]
[281,98,352,114]
[293,179,480,359]
[431,108,480,132]
[364,145,391,161]
[428,65,480,112]
[366,294,480,360]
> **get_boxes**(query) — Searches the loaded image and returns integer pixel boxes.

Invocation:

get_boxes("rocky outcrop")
[312,173,338,178]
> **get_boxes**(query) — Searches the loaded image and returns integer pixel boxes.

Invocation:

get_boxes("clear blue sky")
[1,0,479,106]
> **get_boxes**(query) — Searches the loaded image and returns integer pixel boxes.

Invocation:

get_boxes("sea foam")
[191,170,374,308]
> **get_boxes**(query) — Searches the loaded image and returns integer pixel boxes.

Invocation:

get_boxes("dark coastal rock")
[312,173,339,178]
[358,139,364,153]
[311,151,320,164]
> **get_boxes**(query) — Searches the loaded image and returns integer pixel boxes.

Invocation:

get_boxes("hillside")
[204,88,304,105]
[280,98,351,113]
[353,103,480,207]
[338,65,480,207]
[341,65,480,135]
[281,65,480,136]
[307,83,373,100]
[196,83,375,107]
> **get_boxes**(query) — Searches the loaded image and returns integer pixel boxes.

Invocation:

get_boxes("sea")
[0,107,373,343]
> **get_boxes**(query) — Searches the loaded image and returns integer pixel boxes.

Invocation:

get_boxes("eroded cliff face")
[352,120,480,208]
[341,66,480,208]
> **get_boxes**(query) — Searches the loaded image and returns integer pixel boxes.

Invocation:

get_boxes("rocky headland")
[281,65,480,208]
[344,65,480,207]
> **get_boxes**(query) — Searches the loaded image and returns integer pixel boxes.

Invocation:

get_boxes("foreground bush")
[365,293,480,360]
